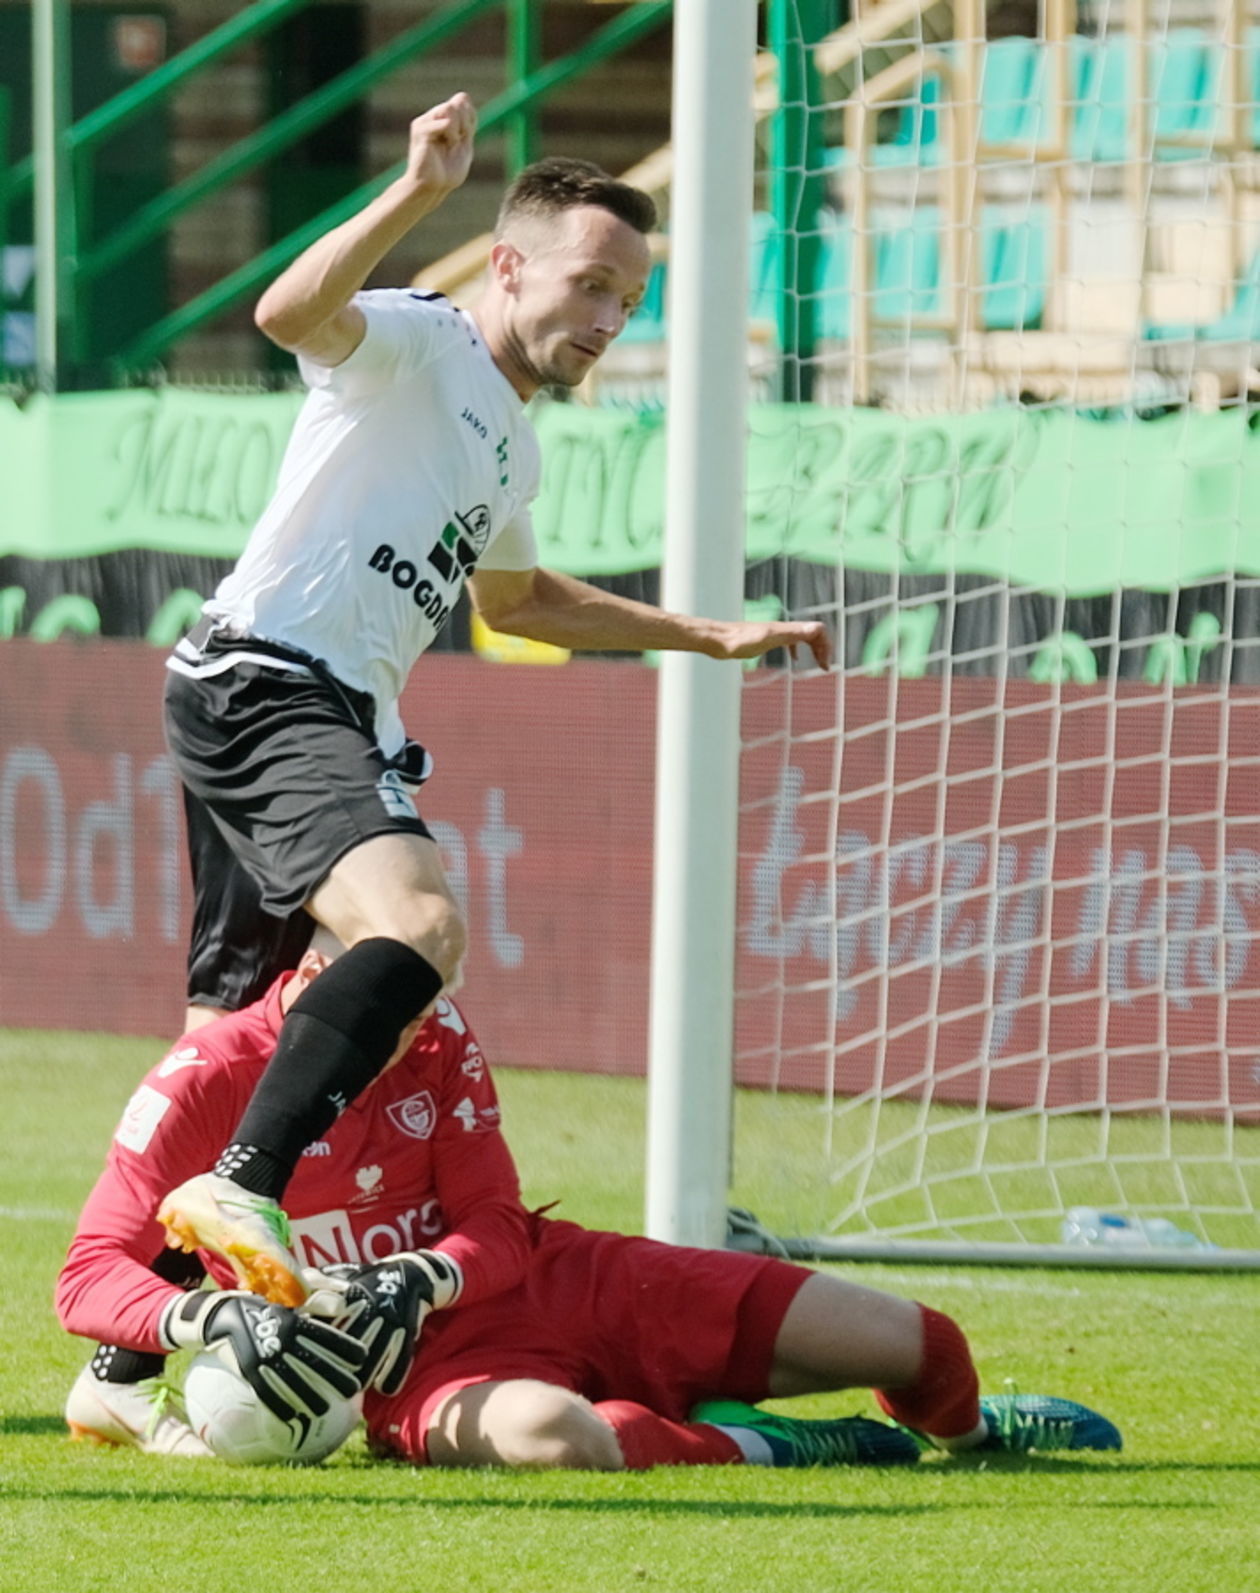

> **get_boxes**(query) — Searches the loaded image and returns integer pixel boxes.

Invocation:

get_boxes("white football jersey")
[202,290,541,751]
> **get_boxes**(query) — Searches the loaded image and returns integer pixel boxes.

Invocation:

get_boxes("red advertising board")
[0,641,657,1074]
[3,642,1258,1113]
[735,673,1260,1115]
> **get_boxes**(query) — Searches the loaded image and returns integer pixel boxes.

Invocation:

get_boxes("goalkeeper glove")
[335,1250,462,1395]
[161,1290,366,1425]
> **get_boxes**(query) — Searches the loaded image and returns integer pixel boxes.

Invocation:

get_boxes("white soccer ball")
[182,1347,363,1466]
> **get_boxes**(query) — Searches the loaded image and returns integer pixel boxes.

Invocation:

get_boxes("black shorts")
[165,642,432,1007]
[182,787,315,1011]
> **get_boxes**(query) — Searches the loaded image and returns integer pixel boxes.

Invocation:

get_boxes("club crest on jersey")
[386,1090,438,1140]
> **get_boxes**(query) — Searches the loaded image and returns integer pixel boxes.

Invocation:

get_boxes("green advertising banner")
[3,389,1259,593]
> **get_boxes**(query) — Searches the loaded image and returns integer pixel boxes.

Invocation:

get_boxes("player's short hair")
[495,157,657,240]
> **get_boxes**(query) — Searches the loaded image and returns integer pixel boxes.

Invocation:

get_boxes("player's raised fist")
[406,93,477,193]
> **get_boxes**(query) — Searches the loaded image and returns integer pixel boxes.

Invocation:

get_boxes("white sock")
[707,1424,777,1466]
[927,1415,990,1453]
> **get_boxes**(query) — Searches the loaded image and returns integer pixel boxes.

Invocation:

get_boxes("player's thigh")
[766,1271,923,1397]
[168,664,437,926]
[426,1379,622,1470]
[183,786,315,1012]
[308,831,466,968]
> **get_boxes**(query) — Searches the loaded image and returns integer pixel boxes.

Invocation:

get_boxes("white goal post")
[646,0,1260,1269]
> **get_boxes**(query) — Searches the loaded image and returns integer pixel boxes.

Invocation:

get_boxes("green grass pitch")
[1,1028,1256,1593]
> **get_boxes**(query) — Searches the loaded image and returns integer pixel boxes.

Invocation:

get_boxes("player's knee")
[502,1384,625,1471]
[378,896,467,985]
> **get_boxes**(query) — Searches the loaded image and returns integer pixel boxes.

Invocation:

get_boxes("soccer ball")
[182,1347,363,1466]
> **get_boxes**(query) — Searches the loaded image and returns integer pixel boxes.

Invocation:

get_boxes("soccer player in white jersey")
[157,93,834,1306]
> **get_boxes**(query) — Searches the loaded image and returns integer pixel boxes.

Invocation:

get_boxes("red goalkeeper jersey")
[55,981,531,1354]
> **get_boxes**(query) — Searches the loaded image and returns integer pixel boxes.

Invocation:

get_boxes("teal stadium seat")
[1249,26,1260,147]
[815,210,854,339]
[1070,34,1130,162]
[980,37,1053,147]
[980,205,1048,330]
[884,72,943,165]
[1149,28,1221,156]
[748,208,784,328]
[820,74,945,170]
[871,206,945,323]
[749,209,853,341]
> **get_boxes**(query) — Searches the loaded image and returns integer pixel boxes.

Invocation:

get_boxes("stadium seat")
[814,210,853,340]
[1248,26,1260,147]
[871,206,944,324]
[886,71,944,165]
[1149,28,1221,156]
[980,37,1052,148]
[748,208,785,329]
[1070,34,1130,163]
[821,73,946,170]
[750,209,853,342]
[980,206,1048,331]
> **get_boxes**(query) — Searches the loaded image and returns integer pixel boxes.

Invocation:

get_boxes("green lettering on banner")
[3,390,1260,594]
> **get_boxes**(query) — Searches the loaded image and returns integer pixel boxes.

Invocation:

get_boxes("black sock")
[91,1248,205,1383]
[92,1343,168,1384]
[217,938,442,1200]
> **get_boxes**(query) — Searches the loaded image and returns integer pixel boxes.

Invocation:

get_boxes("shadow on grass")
[1,1415,69,1436]
[3,1458,1258,1520]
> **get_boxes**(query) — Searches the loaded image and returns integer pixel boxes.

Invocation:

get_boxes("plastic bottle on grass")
[1060,1206,1216,1250]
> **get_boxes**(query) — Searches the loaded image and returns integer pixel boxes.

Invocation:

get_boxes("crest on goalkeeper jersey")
[386,1090,437,1140]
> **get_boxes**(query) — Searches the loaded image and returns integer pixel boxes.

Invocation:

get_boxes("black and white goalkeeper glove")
[335,1251,462,1395]
[161,1290,367,1424]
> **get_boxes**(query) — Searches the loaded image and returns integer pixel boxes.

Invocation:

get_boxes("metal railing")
[4,0,673,383]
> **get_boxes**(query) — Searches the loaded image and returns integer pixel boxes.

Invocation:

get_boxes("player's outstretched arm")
[470,566,833,670]
[254,92,477,366]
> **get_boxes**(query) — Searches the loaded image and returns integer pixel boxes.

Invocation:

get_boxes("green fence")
[1,0,673,385]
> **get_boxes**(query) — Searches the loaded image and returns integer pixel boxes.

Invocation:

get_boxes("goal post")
[647,0,1260,1268]
[645,0,759,1248]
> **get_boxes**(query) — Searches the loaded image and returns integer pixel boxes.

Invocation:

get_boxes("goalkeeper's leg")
[766,1272,984,1443]
[418,1379,746,1469]
[418,1378,913,1470]
[769,1275,1121,1454]
[423,1380,629,1469]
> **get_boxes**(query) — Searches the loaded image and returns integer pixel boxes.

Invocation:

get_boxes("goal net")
[724,0,1260,1264]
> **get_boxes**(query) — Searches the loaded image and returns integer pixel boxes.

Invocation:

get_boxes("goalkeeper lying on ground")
[55,938,1122,1468]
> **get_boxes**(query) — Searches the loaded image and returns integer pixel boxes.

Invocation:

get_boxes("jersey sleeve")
[54,1032,254,1353]
[423,1005,531,1306]
[298,289,464,397]
[476,504,539,572]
